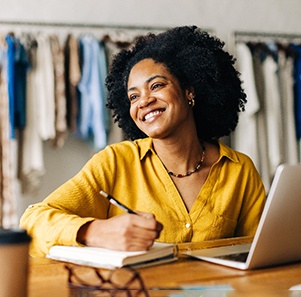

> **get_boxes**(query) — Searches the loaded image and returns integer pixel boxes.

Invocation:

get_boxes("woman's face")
[127,58,194,139]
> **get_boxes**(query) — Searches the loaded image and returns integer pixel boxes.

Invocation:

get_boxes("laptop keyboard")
[216,252,249,262]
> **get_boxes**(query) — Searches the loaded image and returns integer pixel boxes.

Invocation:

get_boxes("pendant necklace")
[166,144,206,178]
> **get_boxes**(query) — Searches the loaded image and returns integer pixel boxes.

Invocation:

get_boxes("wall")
[1,0,300,218]
[1,0,300,45]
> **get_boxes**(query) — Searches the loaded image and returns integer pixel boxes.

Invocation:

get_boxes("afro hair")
[106,25,246,141]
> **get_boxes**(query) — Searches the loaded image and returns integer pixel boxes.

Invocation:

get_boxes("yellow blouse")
[20,138,266,257]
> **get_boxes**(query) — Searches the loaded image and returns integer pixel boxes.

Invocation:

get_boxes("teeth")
[144,110,163,121]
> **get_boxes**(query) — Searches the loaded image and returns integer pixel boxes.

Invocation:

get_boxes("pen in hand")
[100,191,138,215]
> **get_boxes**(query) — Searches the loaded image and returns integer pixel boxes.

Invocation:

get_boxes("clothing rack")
[0,20,214,36]
[0,20,167,30]
[234,31,301,44]
[0,20,167,41]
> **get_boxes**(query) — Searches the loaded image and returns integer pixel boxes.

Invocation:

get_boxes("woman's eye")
[129,94,138,101]
[152,83,164,90]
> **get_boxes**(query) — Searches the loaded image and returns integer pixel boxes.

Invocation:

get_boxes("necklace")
[167,145,206,178]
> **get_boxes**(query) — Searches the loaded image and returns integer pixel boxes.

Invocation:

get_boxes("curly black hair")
[106,25,246,141]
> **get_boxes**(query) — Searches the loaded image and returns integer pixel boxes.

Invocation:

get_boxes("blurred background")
[0,0,300,226]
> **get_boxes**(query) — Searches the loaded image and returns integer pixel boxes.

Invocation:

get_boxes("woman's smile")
[143,109,165,122]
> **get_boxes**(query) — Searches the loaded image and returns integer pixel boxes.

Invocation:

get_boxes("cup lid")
[0,228,31,244]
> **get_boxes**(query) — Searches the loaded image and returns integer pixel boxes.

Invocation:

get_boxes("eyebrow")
[127,75,168,92]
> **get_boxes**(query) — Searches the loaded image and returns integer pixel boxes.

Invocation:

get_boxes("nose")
[138,92,155,108]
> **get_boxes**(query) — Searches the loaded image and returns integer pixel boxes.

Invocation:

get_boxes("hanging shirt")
[35,33,56,141]
[50,34,67,148]
[104,37,127,144]
[14,38,29,130]
[290,44,301,139]
[261,46,283,179]
[233,42,260,170]
[278,49,298,164]
[77,35,109,150]
[5,34,15,139]
[0,36,18,227]
[21,37,45,194]
[64,34,81,134]
[251,44,271,192]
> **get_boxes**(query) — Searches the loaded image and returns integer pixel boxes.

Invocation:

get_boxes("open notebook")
[47,242,176,269]
[183,164,301,270]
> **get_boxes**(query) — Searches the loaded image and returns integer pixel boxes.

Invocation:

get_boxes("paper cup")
[0,228,31,297]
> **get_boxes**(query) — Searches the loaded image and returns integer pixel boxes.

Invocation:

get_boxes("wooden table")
[28,237,301,297]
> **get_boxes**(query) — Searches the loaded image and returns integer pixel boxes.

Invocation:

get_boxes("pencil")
[100,190,138,215]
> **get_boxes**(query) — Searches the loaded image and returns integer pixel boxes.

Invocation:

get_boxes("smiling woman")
[20,26,266,258]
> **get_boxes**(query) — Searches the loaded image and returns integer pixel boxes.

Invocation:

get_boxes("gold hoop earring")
[188,98,195,108]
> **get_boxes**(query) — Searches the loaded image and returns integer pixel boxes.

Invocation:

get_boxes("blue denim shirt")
[5,35,15,139]
[78,35,110,150]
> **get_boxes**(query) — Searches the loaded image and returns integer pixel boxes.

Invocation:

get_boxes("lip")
[142,108,165,122]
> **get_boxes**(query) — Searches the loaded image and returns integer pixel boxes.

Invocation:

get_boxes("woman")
[20,26,266,257]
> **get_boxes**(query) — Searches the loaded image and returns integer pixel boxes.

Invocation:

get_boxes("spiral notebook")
[183,164,301,270]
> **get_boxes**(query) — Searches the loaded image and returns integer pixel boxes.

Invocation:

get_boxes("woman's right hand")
[77,212,163,251]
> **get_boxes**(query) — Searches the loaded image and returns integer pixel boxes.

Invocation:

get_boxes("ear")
[185,88,195,100]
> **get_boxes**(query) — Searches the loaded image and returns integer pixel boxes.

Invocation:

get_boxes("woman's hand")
[77,212,163,251]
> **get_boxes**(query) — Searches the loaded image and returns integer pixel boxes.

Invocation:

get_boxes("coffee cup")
[0,228,31,297]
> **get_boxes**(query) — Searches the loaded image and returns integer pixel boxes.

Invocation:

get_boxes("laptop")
[183,164,301,270]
